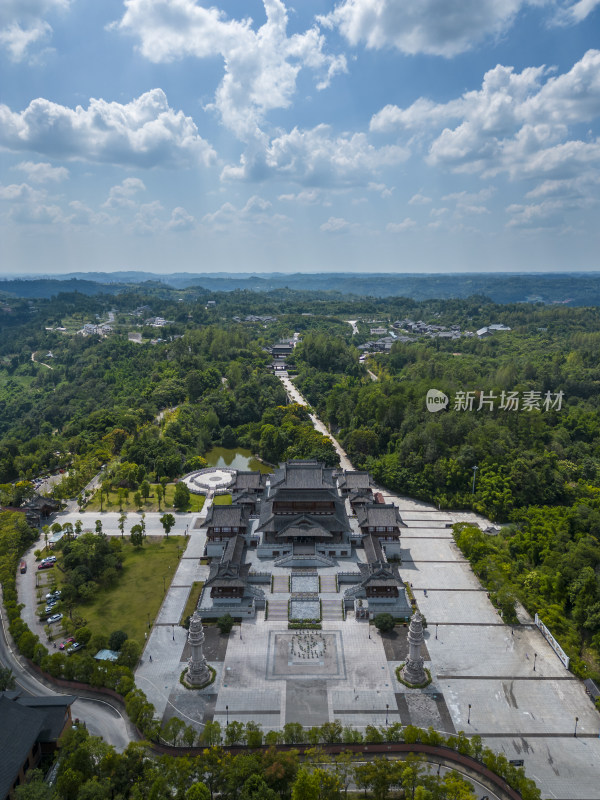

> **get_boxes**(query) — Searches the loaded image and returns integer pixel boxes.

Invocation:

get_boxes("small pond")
[290,599,320,620]
[204,447,272,473]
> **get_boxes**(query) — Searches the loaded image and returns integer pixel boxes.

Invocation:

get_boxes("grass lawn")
[73,536,184,644]
[180,581,204,625]
[85,483,205,513]
[212,494,232,505]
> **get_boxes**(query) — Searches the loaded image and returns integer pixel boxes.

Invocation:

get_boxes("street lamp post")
[172,625,175,641]
[574,716,579,737]
[435,623,438,640]
[533,652,537,671]
[467,704,471,725]
[226,705,229,727]
[471,465,479,495]
[385,704,389,727]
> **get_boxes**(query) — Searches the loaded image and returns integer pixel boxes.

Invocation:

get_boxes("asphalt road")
[0,588,134,751]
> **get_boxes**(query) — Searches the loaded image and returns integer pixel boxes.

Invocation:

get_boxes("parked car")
[46,590,61,600]
[44,602,58,613]
[20,560,27,574]
[47,613,63,624]
[59,637,76,650]
[67,642,84,654]
[42,556,57,564]
[38,561,54,570]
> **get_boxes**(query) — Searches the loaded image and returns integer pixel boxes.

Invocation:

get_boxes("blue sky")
[1,0,599,275]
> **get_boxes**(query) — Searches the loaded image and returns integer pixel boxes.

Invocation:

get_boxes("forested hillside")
[290,303,600,678]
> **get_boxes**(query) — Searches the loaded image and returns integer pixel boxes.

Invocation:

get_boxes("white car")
[47,613,63,624]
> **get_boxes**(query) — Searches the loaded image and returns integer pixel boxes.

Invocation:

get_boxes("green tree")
[140,480,150,502]
[117,639,141,668]
[0,665,16,690]
[186,783,211,800]
[224,720,245,746]
[162,716,186,746]
[373,613,395,634]
[130,524,144,548]
[173,482,191,510]
[291,768,319,800]
[108,630,128,651]
[160,513,176,537]
[217,613,234,635]
[13,769,53,800]
[200,720,222,746]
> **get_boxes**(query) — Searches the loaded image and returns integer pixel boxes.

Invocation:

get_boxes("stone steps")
[267,597,288,620]
[320,575,338,592]
[321,597,344,620]
[272,576,289,593]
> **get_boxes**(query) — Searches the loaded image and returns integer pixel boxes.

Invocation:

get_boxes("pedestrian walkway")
[272,575,289,593]
[268,596,288,620]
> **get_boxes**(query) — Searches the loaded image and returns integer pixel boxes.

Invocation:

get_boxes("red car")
[38,561,54,570]
[59,637,75,650]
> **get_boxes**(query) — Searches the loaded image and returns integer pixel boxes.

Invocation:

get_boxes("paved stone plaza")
[132,494,600,800]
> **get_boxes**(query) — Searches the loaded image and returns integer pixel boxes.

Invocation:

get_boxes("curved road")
[0,589,134,751]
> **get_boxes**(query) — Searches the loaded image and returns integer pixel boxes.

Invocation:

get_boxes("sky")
[1,0,600,276]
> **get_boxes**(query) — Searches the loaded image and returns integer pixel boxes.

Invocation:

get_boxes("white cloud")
[167,206,195,231]
[114,0,346,141]
[409,193,432,205]
[16,161,68,183]
[0,1,71,62]
[554,0,600,24]
[0,89,216,169]
[370,50,600,187]
[319,0,545,58]
[278,189,322,203]
[0,20,51,62]
[0,181,64,224]
[386,217,416,232]
[224,124,409,185]
[103,178,147,208]
[320,216,351,233]
[65,200,108,226]
[202,195,287,232]
[368,181,393,197]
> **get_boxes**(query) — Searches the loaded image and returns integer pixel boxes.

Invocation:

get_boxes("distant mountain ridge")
[2,271,600,304]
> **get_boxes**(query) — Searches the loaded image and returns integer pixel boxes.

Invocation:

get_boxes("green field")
[212,494,232,505]
[73,536,185,644]
[86,483,205,513]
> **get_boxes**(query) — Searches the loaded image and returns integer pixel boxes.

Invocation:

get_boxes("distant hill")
[3,271,600,304]
[0,278,130,299]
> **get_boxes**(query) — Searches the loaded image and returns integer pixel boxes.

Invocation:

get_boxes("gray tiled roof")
[357,503,405,528]
[204,504,249,529]
[362,533,384,563]
[338,471,372,490]
[270,461,337,490]
[0,696,45,800]
[231,471,264,491]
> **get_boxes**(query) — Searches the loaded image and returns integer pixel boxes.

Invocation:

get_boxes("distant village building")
[477,324,511,337]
